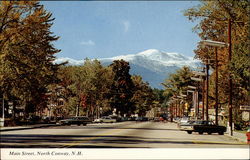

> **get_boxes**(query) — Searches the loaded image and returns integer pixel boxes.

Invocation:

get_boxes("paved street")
[0,122,248,148]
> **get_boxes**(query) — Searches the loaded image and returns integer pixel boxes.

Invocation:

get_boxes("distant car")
[93,116,116,123]
[59,116,91,126]
[173,117,180,123]
[128,117,136,121]
[153,117,161,122]
[135,117,148,122]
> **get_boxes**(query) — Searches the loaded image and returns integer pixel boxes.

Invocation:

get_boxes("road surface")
[0,121,248,148]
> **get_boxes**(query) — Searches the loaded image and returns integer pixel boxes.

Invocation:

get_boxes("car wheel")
[199,131,203,135]
[208,131,212,135]
[187,131,192,134]
[77,123,80,126]
[219,131,224,135]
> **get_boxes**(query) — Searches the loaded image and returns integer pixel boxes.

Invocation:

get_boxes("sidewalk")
[225,131,248,143]
[0,123,59,132]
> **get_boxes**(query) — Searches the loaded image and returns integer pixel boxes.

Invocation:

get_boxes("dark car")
[136,117,148,121]
[59,116,91,126]
[183,120,227,135]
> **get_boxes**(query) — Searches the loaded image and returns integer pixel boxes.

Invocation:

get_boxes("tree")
[131,75,154,116]
[0,1,61,118]
[162,66,195,115]
[163,66,194,97]
[109,60,135,116]
[184,0,250,126]
[60,59,114,117]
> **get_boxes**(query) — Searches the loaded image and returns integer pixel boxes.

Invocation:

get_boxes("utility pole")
[215,47,219,125]
[206,60,209,121]
[175,100,178,118]
[196,87,199,119]
[228,19,233,136]
[171,103,173,122]
[202,71,205,120]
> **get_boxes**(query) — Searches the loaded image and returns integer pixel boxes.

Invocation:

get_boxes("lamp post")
[201,40,227,125]
[191,77,203,119]
[192,70,206,120]
[187,86,198,119]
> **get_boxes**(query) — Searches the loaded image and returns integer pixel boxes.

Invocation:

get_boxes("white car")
[94,116,116,123]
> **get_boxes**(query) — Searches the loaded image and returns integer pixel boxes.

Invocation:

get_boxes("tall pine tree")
[109,60,135,117]
[0,1,61,118]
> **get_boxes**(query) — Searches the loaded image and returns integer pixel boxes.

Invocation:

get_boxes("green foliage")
[131,75,154,116]
[59,59,114,117]
[109,60,135,116]
[58,59,164,118]
[0,1,61,116]
[163,66,194,97]
[162,66,195,112]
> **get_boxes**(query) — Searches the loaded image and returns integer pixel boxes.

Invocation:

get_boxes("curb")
[0,124,60,132]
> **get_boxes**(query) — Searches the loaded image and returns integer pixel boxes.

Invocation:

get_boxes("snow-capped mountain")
[54,49,200,89]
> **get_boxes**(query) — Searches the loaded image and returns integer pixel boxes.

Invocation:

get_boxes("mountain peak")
[135,49,189,62]
[137,49,161,56]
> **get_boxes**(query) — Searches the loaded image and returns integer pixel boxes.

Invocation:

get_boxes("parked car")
[59,116,91,126]
[179,120,196,130]
[177,117,191,128]
[183,120,227,135]
[179,117,189,124]
[93,116,116,123]
[128,117,136,121]
[135,117,148,121]
[173,117,180,123]
[153,117,161,122]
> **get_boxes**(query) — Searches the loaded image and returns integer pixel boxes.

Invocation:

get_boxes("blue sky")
[42,1,201,60]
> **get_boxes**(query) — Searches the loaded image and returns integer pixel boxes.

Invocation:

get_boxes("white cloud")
[80,40,95,46]
[122,20,130,33]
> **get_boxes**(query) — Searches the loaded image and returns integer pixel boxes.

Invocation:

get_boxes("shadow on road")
[0,134,245,148]
[47,125,181,131]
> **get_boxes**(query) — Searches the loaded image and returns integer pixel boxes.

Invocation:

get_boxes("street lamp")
[193,70,206,120]
[191,76,204,119]
[188,86,197,90]
[200,40,227,126]
[187,86,199,119]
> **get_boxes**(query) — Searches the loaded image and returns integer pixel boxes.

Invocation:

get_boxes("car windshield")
[187,120,195,124]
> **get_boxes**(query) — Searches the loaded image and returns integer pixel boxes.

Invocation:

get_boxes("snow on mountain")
[55,49,200,89]
[99,49,199,73]
[54,57,84,66]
